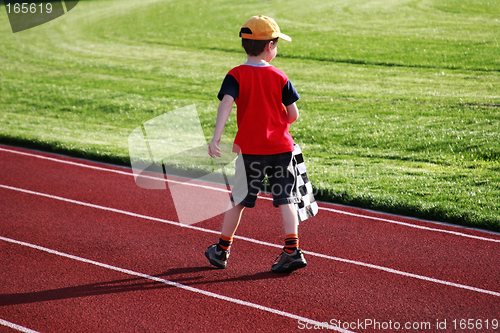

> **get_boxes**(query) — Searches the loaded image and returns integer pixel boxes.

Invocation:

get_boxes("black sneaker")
[271,248,307,273]
[205,244,229,269]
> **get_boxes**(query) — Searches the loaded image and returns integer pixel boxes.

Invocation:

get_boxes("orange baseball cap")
[239,15,292,42]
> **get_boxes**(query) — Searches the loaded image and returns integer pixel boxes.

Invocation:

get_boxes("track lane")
[1,145,500,332]
[1,145,499,289]
[2,183,499,299]
[1,188,498,333]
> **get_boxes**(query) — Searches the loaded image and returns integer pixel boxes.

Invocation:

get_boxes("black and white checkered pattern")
[293,144,319,223]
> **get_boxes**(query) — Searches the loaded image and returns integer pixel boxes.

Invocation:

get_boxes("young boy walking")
[205,15,307,273]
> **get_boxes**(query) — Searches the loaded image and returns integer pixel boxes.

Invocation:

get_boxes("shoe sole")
[272,260,307,273]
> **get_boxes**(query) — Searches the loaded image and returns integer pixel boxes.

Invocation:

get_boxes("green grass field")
[1,0,499,230]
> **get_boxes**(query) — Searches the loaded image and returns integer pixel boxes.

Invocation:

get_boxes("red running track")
[0,144,499,333]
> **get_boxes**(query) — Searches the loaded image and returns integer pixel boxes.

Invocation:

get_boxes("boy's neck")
[246,54,269,65]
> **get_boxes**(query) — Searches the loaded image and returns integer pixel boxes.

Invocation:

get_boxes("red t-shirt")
[218,64,300,155]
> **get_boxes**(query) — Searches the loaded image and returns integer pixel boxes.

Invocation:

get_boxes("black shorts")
[231,151,301,208]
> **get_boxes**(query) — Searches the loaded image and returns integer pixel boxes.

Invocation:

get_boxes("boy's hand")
[208,138,221,157]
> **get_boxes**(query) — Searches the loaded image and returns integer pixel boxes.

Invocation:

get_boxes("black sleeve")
[282,80,300,106]
[217,74,239,101]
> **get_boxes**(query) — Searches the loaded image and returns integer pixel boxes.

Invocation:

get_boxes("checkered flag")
[293,144,319,222]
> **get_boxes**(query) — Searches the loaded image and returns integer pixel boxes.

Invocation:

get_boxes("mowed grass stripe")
[0,0,499,230]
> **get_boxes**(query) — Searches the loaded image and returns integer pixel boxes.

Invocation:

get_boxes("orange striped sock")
[217,235,233,251]
[284,234,299,254]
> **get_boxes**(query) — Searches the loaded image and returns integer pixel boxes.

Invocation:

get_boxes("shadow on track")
[0,266,288,306]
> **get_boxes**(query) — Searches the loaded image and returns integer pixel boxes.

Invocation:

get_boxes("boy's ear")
[266,40,276,50]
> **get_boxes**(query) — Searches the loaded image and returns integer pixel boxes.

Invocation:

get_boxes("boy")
[205,15,307,273]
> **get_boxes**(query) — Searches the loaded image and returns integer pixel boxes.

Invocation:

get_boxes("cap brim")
[279,33,292,42]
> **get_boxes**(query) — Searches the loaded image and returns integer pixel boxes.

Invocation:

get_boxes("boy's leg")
[271,203,307,273]
[269,152,307,273]
[221,203,245,241]
[205,154,263,269]
[280,203,300,253]
[271,209,307,273]
[205,203,245,269]
[269,153,300,252]
[280,203,298,236]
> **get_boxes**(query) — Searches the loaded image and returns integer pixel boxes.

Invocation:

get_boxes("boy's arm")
[286,102,299,124]
[209,94,234,157]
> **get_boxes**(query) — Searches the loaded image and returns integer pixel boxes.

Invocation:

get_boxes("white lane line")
[0,319,40,333]
[319,206,500,243]
[1,146,499,243]
[306,251,500,297]
[0,236,352,333]
[1,184,499,298]
[0,146,227,194]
